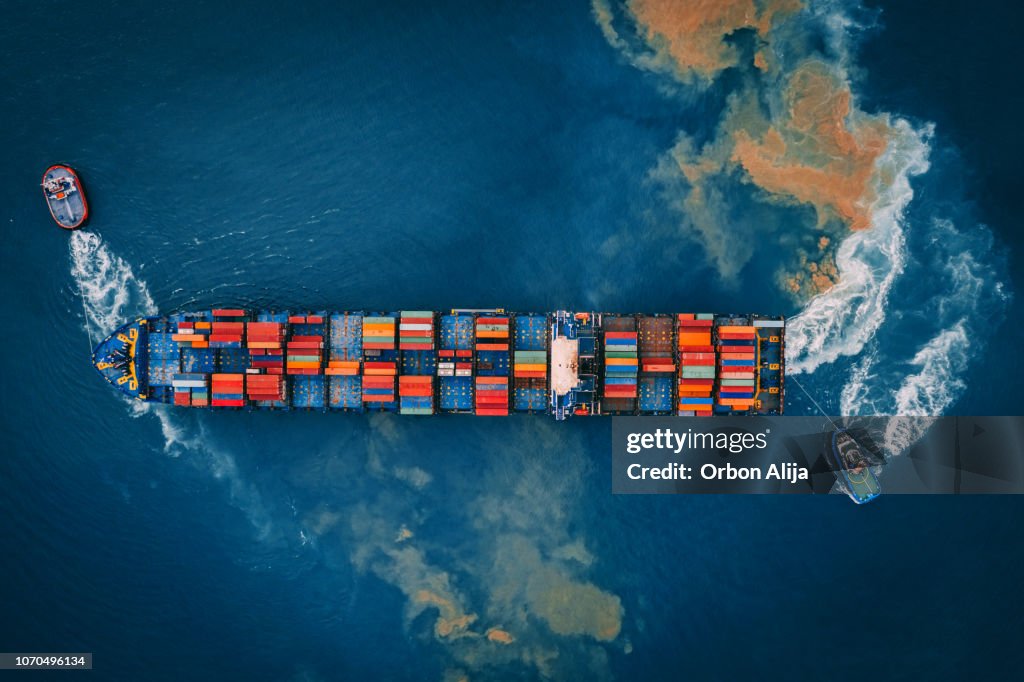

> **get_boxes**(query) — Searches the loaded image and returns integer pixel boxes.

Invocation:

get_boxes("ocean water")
[2,0,1023,680]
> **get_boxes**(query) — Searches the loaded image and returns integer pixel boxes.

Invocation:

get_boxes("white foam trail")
[893,321,969,416]
[786,118,932,374]
[69,230,156,341]
[839,217,1010,420]
[839,348,878,415]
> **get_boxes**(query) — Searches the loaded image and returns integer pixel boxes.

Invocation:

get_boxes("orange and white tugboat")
[42,164,89,229]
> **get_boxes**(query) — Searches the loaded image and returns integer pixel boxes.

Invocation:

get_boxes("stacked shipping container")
[638,316,675,413]
[513,314,548,412]
[677,314,715,416]
[716,325,757,412]
[398,311,436,415]
[474,316,510,415]
[437,313,474,412]
[328,313,363,409]
[603,333,639,398]
[172,373,208,407]
[362,315,397,407]
[210,373,245,407]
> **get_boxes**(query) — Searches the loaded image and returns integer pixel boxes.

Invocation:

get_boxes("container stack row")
[716,325,757,412]
[172,373,208,407]
[363,316,396,350]
[399,311,434,351]
[171,320,210,348]
[638,316,675,414]
[209,320,244,349]
[603,332,639,398]
[286,316,325,376]
[362,315,398,409]
[513,314,548,412]
[437,313,474,413]
[677,314,715,416]
[246,374,284,402]
[248,322,285,375]
[475,316,510,415]
[328,313,363,410]
[211,373,245,407]
[398,376,433,415]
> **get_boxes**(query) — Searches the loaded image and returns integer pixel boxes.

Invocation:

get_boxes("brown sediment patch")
[731,61,892,230]
[783,249,840,298]
[395,524,414,543]
[414,589,479,639]
[485,627,515,644]
[628,0,801,80]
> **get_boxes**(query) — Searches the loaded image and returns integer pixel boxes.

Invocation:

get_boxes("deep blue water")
[2,0,1022,679]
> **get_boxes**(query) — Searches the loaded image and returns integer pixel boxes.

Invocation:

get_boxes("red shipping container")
[400,317,433,324]
[678,379,714,387]
[267,367,284,375]
[210,334,242,342]
[213,309,246,316]
[475,408,508,416]
[677,319,713,327]
[399,343,433,350]
[455,350,473,358]
[364,342,394,350]
[438,350,455,357]
[178,322,194,330]
[307,316,324,324]
[211,399,246,407]
[173,393,191,406]
[400,387,433,397]
[681,359,715,366]
[678,345,715,352]
[288,316,306,323]
[514,370,546,378]
[604,331,638,339]
[475,317,509,325]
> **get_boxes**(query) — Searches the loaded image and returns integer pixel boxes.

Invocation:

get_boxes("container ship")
[92,309,784,418]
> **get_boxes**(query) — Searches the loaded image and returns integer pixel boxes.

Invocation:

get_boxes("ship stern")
[92,319,149,400]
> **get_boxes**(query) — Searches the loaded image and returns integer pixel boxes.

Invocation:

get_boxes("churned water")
[1,0,1022,679]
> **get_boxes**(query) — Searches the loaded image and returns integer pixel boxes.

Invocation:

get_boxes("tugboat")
[42,164,89,229]
[830,429,881,504]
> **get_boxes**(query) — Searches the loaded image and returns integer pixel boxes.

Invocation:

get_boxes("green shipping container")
[720,378,755,387]
[400,407,434,415]
[400,336,432,344]
[364,317,395,324]
[681,367,716,378]
[401,311,434,318]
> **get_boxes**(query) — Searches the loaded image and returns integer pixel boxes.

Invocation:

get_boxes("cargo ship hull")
[92,309,785,418]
